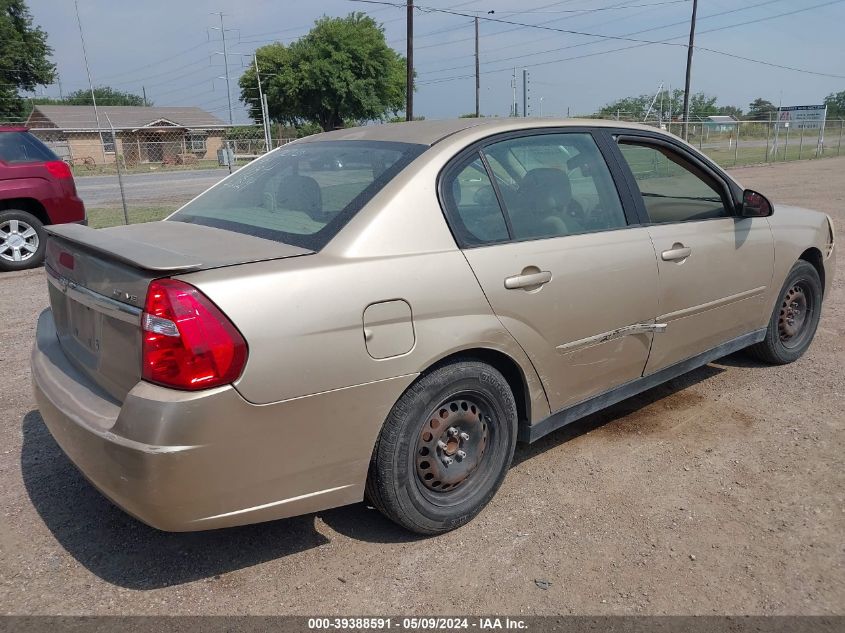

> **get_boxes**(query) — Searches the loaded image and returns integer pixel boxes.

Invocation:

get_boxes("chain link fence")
[600,113,845,168]
[10,117,845,229]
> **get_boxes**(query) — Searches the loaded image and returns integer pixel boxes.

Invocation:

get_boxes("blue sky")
[25,0,845,124]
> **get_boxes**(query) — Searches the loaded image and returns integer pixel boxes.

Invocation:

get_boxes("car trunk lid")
[45,221,313,402]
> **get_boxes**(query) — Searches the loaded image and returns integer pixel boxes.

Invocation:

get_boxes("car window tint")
[482,133,627,241]
[0,132,57,163]
[442,156,509,245]
[170,140,425,251]
[617,142,730,223]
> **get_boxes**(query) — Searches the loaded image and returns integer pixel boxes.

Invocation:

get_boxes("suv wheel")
[366,360,518,534]
[0,210,46,272]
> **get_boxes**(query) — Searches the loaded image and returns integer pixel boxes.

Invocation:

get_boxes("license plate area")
[67,299,99,354]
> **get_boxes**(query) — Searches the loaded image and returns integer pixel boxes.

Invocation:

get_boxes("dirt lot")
[0,158,843,616]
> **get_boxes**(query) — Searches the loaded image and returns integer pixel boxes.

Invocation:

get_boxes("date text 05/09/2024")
[307,617,529,630]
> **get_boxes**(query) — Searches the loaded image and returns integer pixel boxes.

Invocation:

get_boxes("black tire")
[366,360,518,534]
[747,260,822,364]
[0,210,46,272]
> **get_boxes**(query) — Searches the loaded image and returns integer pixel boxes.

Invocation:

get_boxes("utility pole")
[522,69,529,117]
[510,69,517,117]
[474,16,480,117]
[254,53,272,150]
[667,83,673,134]
[142,86,148,107]
[406,0,414,121]
[211,12,234,125]
[681,0,698,140]
[74,0,106,163]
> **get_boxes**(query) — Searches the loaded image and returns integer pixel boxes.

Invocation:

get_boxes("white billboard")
[777,105,827,129]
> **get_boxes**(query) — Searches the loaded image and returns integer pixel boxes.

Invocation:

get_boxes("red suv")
[0,127,86,271]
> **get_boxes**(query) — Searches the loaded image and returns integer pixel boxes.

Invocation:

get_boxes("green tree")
[823,90,845,119]
[0,0,55,120]
[238,42,289,124]
[239,13,406,131]
[597,90,720,122]
[747,98,777,120]
[689,92,719,118]
[717,105,743,119]
[597,94,652,120]
[65,86,147,106]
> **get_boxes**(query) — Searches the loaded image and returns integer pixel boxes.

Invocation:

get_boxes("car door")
[612,134,774,374]
[440,129,660,413]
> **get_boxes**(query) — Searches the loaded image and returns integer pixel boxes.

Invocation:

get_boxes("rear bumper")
[31,308,415,531]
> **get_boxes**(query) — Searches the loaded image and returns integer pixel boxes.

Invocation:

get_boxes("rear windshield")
[169,140,426,251]
[0,131,58,163]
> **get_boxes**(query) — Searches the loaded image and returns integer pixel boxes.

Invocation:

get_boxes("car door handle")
[504,270,552,290]
[661,244,692,261]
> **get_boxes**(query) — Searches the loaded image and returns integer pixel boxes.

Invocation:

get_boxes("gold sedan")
[32,119,835,534]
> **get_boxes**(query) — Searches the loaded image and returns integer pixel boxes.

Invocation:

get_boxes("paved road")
[76,168,230,208]
[1,158,842,615]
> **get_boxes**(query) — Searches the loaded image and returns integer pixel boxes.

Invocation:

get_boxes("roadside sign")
[777,105,827,129]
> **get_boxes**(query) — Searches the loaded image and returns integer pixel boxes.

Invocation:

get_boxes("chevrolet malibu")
[32,119,835,534]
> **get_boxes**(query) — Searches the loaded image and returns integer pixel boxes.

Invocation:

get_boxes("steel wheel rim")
[778,281,814,349]
[0,219,39,263]
[413,392,496,504]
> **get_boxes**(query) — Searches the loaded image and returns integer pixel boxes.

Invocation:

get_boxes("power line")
[95,40,210,82]
[415,0,845,84]
[391,0,641,49]
[417,0,786,75]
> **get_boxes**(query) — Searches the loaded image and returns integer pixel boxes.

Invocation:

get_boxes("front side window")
[617,141,730,223]
[170,140,425,251]
[481,132,628,241]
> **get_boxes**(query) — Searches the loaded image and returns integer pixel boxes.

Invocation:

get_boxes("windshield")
[170,139,426,251]
[0,131,58,164]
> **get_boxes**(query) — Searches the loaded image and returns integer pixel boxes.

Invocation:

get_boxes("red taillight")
[141,279,247,391]
[44,160,73,179]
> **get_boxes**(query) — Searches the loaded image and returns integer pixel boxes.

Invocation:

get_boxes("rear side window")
[0,132,58,163]
[442,156,509,245]
[170,140,425,251]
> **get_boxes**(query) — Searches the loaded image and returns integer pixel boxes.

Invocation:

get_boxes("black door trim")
[518,328,766,443]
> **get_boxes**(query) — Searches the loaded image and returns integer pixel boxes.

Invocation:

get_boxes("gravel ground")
[0,157,843,616]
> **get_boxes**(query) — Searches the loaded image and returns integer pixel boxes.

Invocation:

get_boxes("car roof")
[295,118,664,147]
[0,126,29,133]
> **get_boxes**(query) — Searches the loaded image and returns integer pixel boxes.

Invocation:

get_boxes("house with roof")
[703,115,738,132]
[25,105,228,165]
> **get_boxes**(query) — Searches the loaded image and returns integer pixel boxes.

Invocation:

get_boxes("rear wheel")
[747,260,822,364]
[366,360,518,534]
[0,210,46,272]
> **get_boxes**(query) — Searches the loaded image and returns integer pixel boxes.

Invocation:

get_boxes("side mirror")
[740,189,773,217]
